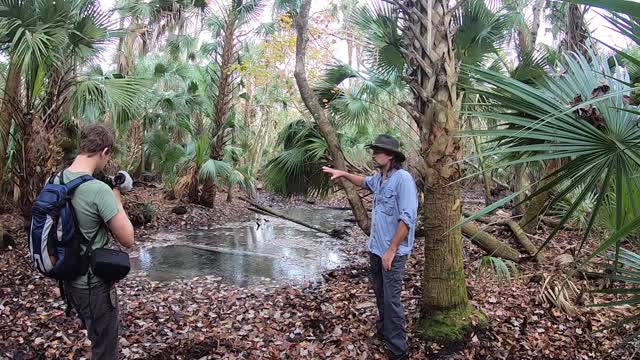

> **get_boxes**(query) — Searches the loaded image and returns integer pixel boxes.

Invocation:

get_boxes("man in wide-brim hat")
[323,134,418,360]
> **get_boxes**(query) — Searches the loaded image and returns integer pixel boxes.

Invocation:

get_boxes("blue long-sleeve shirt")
[363,168,419,257]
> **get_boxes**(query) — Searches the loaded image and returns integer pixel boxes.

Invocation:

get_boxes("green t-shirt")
[54,171,120,288]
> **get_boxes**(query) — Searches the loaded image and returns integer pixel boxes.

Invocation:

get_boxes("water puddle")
[130,207,354,287]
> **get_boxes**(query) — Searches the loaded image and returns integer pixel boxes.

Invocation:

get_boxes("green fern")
[476,256,519,284]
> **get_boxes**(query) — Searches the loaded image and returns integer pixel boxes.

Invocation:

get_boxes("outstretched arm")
[322,166,365,188]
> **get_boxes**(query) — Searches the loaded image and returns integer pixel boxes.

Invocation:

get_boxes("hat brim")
[366,144,406,162]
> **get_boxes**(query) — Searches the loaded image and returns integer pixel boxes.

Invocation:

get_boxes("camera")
[96,172,126,189]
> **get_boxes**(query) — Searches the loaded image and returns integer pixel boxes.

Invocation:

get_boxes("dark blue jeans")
[369,252,408,356]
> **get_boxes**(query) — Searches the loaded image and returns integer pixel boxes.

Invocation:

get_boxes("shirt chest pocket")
[377,188,396,216]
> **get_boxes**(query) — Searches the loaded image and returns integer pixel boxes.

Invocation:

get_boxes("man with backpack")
[322,134,418,360]
[30,124,135,359]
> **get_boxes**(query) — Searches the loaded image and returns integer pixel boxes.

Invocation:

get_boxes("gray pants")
[369,252,408,356]
[64,282,119,360]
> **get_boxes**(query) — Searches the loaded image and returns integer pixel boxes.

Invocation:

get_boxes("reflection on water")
[130,207,354,287]
[132,245,311,287]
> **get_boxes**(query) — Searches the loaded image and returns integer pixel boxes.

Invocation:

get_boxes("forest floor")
[1,183,639,359]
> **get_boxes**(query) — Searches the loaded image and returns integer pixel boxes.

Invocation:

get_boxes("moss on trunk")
[418,305,488,343]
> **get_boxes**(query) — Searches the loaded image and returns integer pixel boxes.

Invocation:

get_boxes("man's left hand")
[382,248,396,271]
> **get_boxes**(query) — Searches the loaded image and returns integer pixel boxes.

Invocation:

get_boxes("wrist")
[387,245,398,254]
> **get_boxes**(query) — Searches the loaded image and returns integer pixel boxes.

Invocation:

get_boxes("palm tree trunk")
[202,16,237,207]
[18,68,69,223]
[513,163,527,216]
[244,81,253,129]
[512,0,576,229]
[117,16,128,75]
[294,0,371,235]
[355,42,363,71]
[346,27,354,86]
[530,0,545,45]
[562,4,590,57]
[188,169,199,203]
[227,183,233,202]
[200,178,216,207]
[519,158,562,233]
[138,147,146,177]
[140,29,149,59]
[131,119,144,178]
[213,16,237,157]
[467,116,492,206]
[0,59,21,185]
[394,0,485,342]
[512,0,544,217]
[251,124,266,172]
[347,33,354,68]
[251,106,270,173]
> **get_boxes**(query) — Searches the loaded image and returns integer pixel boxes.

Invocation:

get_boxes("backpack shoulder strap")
[83,229,102,256]
[64,175,95,195]
[46,169,64,185]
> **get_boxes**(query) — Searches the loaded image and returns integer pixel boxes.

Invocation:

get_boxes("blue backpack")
[29,171,97,280]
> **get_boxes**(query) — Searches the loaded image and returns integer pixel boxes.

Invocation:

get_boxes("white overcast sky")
[96,0,635,70]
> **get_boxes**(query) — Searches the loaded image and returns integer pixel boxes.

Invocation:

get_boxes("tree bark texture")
[461,222,521,262]
[395,0,469,315]
[0,59,22,187]
[294,0,371,235]
[519,158,562,234]
[202,15,239,207]
[513,163,527,216]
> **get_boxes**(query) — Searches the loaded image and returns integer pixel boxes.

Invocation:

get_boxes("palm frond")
[549,182,598,229]
[72,75,149,123]
[461,51,640,256]
[67,0,115,60]
[589,248,640,345]
[476,256,519,284]
[454,0,511,68]
[314,63,359,103]
[604,12,640,46]
[272,0,300,16]
[264,119,332,197]
[116,0,156,19]
[199,158,232,185]
[566,0,640,18]
[145,129,186,183]
[206,13,225,36]
[200,40,222,56]
[234,0,265,25]
[510,49,552,85]
[167,34,199,62]
[255,21,276,36]
[350,1,404,80]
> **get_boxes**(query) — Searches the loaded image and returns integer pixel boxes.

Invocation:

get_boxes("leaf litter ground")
[1,186,638,359]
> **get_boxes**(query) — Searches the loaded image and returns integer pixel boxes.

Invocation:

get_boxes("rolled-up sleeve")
[396,174,418,227]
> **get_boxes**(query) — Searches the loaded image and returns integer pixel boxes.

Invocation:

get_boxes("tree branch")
[294,0,371,235]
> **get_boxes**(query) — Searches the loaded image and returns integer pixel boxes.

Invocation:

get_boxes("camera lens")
[114,173,125,186]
